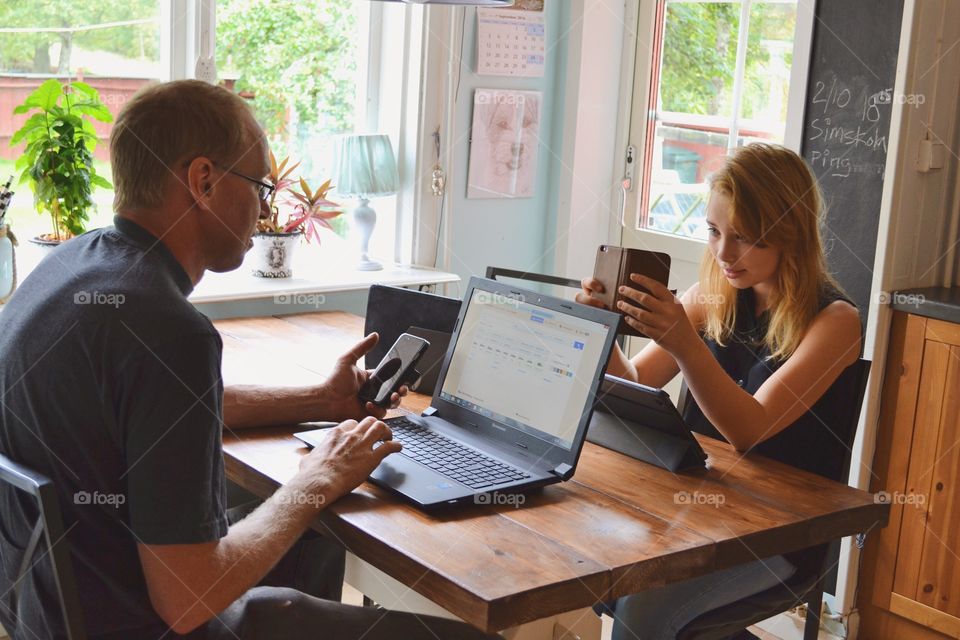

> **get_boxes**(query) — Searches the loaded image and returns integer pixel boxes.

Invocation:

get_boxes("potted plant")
[250,151,342,278]
[9,79,113,246]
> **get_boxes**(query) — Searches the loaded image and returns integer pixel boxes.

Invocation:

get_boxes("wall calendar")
[476,8,545,78]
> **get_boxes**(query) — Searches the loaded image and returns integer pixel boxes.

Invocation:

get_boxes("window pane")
[660,2,740,119]
[217,0,363,242]
[641,0,797,240]
[0,2,162,241]
[740,1,795,134]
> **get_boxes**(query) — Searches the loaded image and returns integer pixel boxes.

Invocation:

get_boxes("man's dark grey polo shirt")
[0,216,228,638]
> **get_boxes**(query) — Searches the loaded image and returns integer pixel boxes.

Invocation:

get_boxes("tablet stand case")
[363,285,461,394]
[587,385,706,472]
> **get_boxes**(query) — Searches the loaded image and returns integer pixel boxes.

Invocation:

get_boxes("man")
[0,80,493,640]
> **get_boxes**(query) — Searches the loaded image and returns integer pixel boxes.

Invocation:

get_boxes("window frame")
[619,0,815,264]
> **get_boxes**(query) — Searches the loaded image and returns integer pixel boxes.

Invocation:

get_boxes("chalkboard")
[802,0,904,326]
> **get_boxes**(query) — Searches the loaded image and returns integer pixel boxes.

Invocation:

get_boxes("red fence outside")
[0,75,152,162]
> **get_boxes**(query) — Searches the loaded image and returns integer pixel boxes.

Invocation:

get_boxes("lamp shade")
[332,134,399,198]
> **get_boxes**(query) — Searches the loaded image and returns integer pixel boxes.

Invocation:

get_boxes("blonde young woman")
[577,143,862,640]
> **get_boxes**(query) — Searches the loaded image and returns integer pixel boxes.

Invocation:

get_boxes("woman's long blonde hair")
[699,143,844,361]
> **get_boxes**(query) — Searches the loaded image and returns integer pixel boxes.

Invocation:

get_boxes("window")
[635,0,800,241]
[216,0,414,264]
[0,2,163,242]
[216,0,362,242]
[1,1,410,269]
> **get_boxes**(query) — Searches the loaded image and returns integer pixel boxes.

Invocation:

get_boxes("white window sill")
[4,232,459,308]
[191,233,458,304]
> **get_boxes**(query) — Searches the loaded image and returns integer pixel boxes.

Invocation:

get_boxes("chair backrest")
[484,266,581,290]
[833,357,872,480]
[0,452,86,640]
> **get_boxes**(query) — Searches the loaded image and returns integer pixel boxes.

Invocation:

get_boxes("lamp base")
[356,258,383,271]
[352,198,383,272]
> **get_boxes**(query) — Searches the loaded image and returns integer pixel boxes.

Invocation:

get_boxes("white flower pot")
[250,232,301,278]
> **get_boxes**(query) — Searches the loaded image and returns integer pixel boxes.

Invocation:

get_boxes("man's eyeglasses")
[216,165,275,202]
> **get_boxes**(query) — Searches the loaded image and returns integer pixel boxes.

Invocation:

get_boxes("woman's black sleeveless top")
[682,285,860,482]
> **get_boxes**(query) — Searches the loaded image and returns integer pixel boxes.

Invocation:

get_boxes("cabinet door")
[888,320,960,637]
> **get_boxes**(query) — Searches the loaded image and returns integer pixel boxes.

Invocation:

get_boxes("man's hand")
[139,416,401,635]
[321,333,407,420]
[222,333,409,430]
[299,416,402,504]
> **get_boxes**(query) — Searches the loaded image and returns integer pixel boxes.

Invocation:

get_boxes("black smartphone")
[358,333,430,407]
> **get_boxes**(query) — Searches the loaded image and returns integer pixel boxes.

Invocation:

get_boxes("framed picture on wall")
[467,89,542,199]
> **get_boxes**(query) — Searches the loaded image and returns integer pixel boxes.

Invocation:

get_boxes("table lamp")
[333,134,399,271]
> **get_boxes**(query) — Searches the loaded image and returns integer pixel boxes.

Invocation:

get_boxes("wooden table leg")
[343,553,602,640]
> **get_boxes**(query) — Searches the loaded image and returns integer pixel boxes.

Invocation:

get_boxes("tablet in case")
[363,285,461,370]
[587,375,707,472]
[592,245,671,337]
[405,326,451,395]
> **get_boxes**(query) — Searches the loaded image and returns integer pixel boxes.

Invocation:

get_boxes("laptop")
[588,375,707,472]
[297,277,619,509]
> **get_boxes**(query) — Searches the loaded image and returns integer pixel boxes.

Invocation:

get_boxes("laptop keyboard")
[386,417,531,490]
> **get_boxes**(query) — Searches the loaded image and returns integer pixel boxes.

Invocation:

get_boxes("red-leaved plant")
[256,151,341,243]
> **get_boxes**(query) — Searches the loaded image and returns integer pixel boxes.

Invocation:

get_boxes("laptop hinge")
[422,406,439,417]
[552,462,574,480]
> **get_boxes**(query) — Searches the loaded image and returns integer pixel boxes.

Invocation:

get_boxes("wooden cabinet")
[859,312,960,639]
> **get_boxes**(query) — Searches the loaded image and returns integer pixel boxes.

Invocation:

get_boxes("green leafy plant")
[256,150,341,243]
[10,79,113,241]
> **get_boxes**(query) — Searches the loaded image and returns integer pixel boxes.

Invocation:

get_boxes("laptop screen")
[439,287,612,449]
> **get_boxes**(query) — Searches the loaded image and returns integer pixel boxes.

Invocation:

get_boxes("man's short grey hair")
[110,80,255,212]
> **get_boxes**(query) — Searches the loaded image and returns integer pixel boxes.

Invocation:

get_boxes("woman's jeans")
[609,554,796,640]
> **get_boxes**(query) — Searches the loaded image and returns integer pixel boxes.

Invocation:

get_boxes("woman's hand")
[617,274,699,357]
[576,277,608,309]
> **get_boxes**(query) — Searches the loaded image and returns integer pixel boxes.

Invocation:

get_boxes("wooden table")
[215,311,890,637]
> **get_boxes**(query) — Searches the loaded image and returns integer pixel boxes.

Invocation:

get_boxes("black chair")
[0,452,86,640]
[676,358,872,640]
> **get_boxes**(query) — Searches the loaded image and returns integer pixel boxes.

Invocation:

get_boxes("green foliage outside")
[217,0,358,238]
[660,1,795,121]
[0,1,159,74]
[216,0,358,157]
